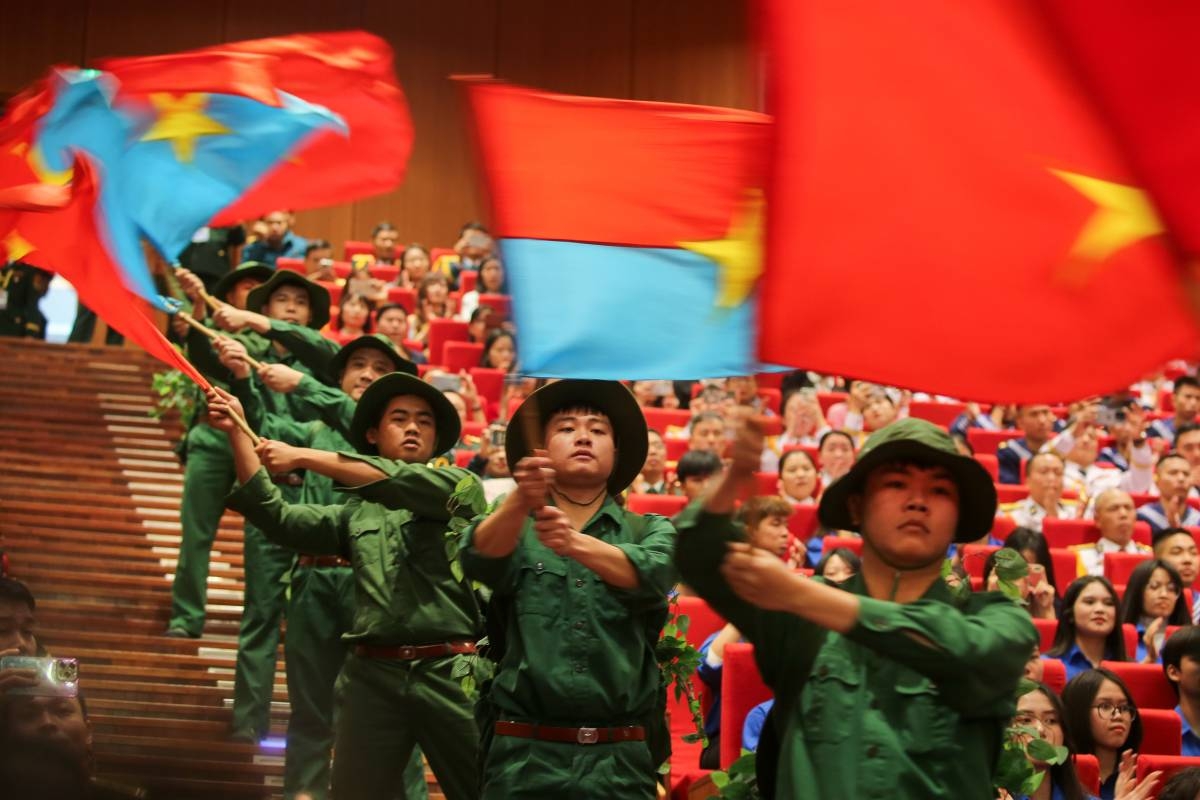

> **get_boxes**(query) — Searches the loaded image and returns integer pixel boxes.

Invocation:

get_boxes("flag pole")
[177,311,266,370]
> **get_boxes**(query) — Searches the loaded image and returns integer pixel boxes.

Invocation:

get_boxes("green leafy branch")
[656,594,705,774]
[150,366,202,430]
[710,750,757,799]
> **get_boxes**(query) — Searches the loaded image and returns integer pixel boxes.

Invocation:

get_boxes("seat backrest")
[643,407,692,433]
[1033,617,1058,654]
[444,341,485,374]
[1043,519,1097,549]
[427,318,470,365]
[343,239,373,260]
[276,257,305,274]
[1040,658,1066,694]
[459,270,478,293]
[907,400,966,428]
[960,544,999,579]
[752,472,777,496]
[386,286,417,314]
[674,596,726,649]
[822,535,863,557]
[626,493,687,516]
[1106,552,1153,585]
[1049,549,1080,596]
[1136,754,1200,785]
[990,515,1017,544]
[1122,623,1140,662]
[1140,708,1183,755]
[720,643,772,768]
[477,293,510,320]
[788,505,819,540]
[468,367,505,407]
[1100,661,1179,709]
[967,428,1022,455]
[1073,754,1100,796]
[995,485,1031,504]
[974,453,999,481]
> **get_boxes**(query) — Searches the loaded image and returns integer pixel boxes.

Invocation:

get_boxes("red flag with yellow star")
[100,31,414,223]
[757,0,1200,402]
[0,157,209,388]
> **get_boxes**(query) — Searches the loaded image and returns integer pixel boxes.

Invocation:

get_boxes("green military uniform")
[0,261,51,339]
[226,454,482,800]
[675,418,1038,799]
[461,500,676,799]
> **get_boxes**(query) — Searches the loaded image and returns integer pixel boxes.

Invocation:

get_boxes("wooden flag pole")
[176,311,266,371]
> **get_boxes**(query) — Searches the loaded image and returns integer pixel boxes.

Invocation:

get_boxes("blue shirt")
[1050,642,1103,682]
[742,699,773,752]
[1137,501,1200,535]
[1015,783,1069,800]
[1178,705,1200,757]
[242,232,308,267]
[696,632,726,738]
[1097,446,1129,471]
[997,437,1034,485]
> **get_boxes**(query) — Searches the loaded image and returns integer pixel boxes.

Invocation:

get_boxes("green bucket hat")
[329,334,417,382]
[245,270,331,330]
[505,380,648,496]
[348,372,461,456]
[209,261,275,304]
[818,417,997,542]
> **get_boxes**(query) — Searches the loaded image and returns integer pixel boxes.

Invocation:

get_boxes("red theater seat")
[788,506,819,540]
[1040,658,1066,694]
[1033,618,1058,653]
[644,408,692,434]
[1100,661,1179,710]
[960,545,999,579]
[427,318,470,365]
[815,392,847,415]
[343,240,373,260]
[974,453,999,481]
[443,341,484,374]
[1140,708,1183,755]
[967,429,1022,455]
[907,400,966,428]
[1073,755,1100,796]
[1050,549,1079,597]
[720,644,772,768]
[276,257,305,274]
[822,535,863,557]
[626,494,687,516]
[1043,519,1153,549]
[469,367,504,407]
[990,515,1018,544]
[1136,754,1200,787]
[1105,552,1153,585]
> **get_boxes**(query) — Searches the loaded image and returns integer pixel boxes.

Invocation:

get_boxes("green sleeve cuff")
[226,468,275,515]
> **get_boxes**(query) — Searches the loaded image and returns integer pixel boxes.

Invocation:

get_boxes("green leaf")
[727,751,756,779]
[451,659,470,679]
[676,614,690,636]
[1026,738,1059,762]
[710,772,730,789]
[993,547,1030,582]
[450,559,464,583]
[461,673,476,698]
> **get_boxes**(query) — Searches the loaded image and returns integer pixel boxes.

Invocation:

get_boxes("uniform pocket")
[799,644,859,744]
[893,675,957,756]
[513,557,569,619]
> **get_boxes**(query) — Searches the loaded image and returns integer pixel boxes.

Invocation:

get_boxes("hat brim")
[818,439,997,543]
[210,263,274,304]
[245,271,331,330]
[329,336,417,383]
[505,380,647,496]
[349,372,461,456]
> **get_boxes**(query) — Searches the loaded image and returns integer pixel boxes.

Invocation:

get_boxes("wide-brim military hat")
[505,380,648,496]
[210,262,274,304]
[818,417,996,543]
[329,334,417,382]
[349,372,461,456]
[245,270,331,330]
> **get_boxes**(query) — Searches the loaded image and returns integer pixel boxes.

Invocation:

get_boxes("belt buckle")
[398,645,416,659]
[576,727,599,745]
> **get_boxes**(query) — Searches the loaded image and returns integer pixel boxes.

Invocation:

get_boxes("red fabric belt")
[296,555,351,568]
[353,641,477,660]
[494,720,646,745]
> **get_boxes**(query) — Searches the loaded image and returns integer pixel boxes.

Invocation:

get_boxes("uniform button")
[865,745,879,758]
[574,620,585,630]
[535,561,544,573]
[575,578,585,588]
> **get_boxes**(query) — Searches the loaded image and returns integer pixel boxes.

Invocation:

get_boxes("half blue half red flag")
[463,79,771,379]
[757,0,1200,403]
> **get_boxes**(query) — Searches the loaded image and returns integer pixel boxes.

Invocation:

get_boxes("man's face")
[1157,456,1192,499]
[263,211,291,244]
[305,246,333,272]
[862,397,896,432]
[681,472,719,500]
[1177,431,1200,469]
[4,696,91,766]
[1094,491,1136,544]
[748,515,790,557]
[366,395,437,463]
[485,448,510,478]
[443,391,468,425]
[1158,532,1200,587]
[632,381,657,406]
[643,432,666,475]
[0,598,36,655]
[1026,454,1065,501]
[1169,654,1200,699]
[819,436,855,480]
[544,409,616,490]
[404,248,430,282]
[266,284,312,326]
[689,418,725,454]
[849,462,960,569]
[1068,427,1099,468]
[373,229,399,260]
[339,348,394,402]
[726,376,757,405]
[228,278,262,311]
[376,309,407,340]
[1017,405,1056,443]
[1176,384,1200,419]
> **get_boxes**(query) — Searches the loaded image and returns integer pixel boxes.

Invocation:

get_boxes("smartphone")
[489,426,507,447]
[0,656,79,697]
[429,373,462,393]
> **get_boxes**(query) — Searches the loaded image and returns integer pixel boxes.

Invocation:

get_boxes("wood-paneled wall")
[0,0,757,251]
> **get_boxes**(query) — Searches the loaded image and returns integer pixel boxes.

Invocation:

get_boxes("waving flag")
[463,79,771,378]
[756,0,1200,402]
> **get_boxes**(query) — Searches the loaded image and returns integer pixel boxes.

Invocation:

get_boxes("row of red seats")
[341,240,456,266]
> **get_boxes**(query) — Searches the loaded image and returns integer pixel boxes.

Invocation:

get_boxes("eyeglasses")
[1092,702,1137,720]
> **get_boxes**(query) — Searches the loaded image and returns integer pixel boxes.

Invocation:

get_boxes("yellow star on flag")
[1051,169,1164,285]
[678,190,764,310]
[140,93,230,163]
[28,145,73,186]
[3,230,36,262]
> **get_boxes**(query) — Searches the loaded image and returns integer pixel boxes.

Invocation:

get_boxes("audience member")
[1046,577,1126,681]
[998,404,1058,484]
[816,430,855,486]
[457,256,506,321]
[1120,559,1189,663]
[243,210,308,266]
[1149,377,1200,444]
[999,452,1081,532]
[479,330,516,373]
[1061,668,1155,799]
[1163,627,1200,757]
[632,429,669,494]
[1139,454,1200,534]
[1076,490,1152,577]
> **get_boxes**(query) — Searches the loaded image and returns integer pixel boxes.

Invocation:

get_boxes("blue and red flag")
[462,79,771,379]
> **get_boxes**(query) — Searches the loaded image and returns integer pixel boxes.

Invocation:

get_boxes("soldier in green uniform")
[208,270,334,742]
[675,416,1038,799]
[207,371,482,800]
[166,262,275,639]
[216,333,429,800]
[0,261,52,339]
[461,380,676,799]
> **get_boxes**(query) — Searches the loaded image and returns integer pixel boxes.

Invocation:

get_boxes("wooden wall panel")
[632,0,757,111]
[223,0,364,42]
[495,0,634,98]
[83,0,226,62]
[0,1,89,96]
[354,0,499,250]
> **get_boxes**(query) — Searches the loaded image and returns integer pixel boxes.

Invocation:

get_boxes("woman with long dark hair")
[1061,668,1160,800]
[1011,683,1089,800]
[1046,577,1126,681]
[1120,559,1189,663]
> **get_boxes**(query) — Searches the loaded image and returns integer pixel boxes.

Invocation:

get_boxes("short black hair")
[1175,421,1200,442]
[815,547,860,581]
[372,222,398,238]
[1157,451,1190,470]
[690,411,725,430]
[1175,376,1200,394]
[376,302,409,320]
[778,448,816,477]
[677,450,723,481]
[0,577,35,612]
[304,239,332,256]
[460,220,489,236]
[1162,625,1200,695]
[818,429,855,452]
[1154,526,1196,550]
[1159,767,1200,800]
